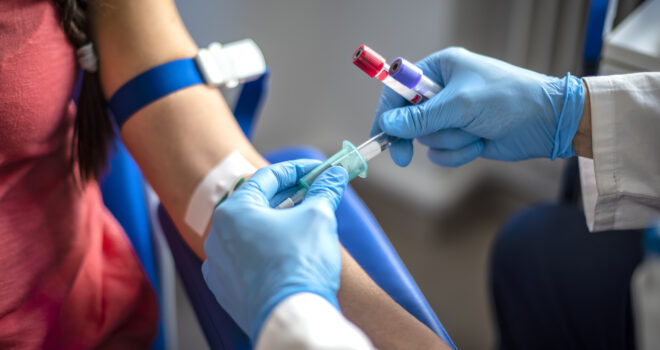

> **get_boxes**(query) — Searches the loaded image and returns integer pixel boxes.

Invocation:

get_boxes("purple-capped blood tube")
[389,57,442,98]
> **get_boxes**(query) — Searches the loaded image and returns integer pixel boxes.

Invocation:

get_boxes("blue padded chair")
[100,136,166,350]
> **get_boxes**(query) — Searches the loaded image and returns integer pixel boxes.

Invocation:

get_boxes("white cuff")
[580,74,660,231]
[255,293,373,350]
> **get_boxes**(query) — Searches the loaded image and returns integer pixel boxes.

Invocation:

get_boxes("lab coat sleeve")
[255,293,374,350]
[579,72,660,232]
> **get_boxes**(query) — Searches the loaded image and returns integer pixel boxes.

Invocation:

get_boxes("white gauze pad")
[184,150,256,235]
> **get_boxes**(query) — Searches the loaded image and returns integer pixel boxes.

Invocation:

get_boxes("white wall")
[176,0,571,214]
[177,0,457,152]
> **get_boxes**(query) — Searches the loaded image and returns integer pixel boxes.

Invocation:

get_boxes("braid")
[54,0,115,183]
[54,0,88,46]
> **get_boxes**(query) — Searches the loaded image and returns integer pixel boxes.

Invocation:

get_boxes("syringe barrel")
[357,132,395,162]
[298,140,368,190]
[389,57,441,98]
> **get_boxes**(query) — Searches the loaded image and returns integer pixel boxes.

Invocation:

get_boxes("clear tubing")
[389,57,442,99]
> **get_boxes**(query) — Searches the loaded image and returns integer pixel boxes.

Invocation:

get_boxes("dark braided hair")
[53,0,115,182]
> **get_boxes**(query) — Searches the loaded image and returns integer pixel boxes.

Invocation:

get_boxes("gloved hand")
[202,159,349,341]
[371,47,585,167]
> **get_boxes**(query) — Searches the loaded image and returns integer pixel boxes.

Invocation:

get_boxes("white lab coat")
[579,72,660,232]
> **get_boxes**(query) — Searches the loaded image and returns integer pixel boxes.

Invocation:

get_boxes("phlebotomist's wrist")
[572,79,593,159]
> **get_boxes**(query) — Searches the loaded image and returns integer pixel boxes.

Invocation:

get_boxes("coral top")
[0,1,158,348]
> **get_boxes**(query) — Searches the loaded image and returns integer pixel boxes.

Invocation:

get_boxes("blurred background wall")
[177,0,595,216]
[175,0,594,348]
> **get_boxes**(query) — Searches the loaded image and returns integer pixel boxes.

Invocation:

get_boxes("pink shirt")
[0,1,158,348]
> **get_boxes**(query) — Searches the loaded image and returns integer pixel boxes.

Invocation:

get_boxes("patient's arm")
[339,247,452,349]
[90,1,448,348]
[91,0,266,256]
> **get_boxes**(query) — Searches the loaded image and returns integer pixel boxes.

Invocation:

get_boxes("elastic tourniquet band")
[108,58,203,129]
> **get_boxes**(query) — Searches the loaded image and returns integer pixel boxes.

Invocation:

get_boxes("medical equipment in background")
[598,0,660,75]
[275,45,441,209]
[632,220,660,350]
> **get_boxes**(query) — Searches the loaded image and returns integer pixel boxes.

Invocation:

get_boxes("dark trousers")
[490,203,643,350]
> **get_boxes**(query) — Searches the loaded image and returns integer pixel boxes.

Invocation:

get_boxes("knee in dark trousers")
[489,203,642,350]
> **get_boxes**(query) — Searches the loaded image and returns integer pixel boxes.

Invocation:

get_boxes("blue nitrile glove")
[371,47,585,167]
[202,159,349,341]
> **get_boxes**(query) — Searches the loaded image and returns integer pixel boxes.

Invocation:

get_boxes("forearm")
[117,86,267,256]
[338,247,451,350]
[91,0,268,257]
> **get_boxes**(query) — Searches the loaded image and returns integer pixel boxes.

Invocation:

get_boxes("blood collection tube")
[274,46,444,209]
[388,57,442,98]
[352,45,423,104]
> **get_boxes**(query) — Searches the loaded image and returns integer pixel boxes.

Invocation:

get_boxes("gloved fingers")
[389,138,414,167]
[418,129,480,150]
[379,103,428,139]
[302,166,349,213]
[380,87,473,139]
[371,49,470,140]
[268,186,302,208]
[372,86,409,137]
[426,139,485,167]
[415,56,446,88]
[379,48,493,139]
[416,47,478,87]
[235,159,321,204]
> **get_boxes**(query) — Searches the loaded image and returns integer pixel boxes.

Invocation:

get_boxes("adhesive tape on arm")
[184,151,256,236]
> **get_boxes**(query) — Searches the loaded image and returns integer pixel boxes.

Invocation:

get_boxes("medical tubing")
[389,57,442,98]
